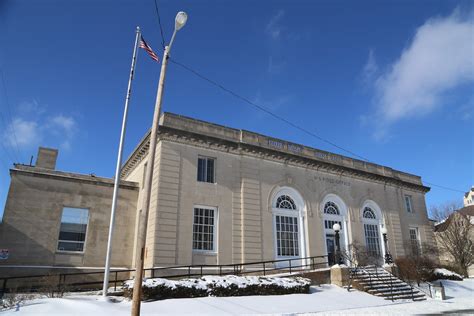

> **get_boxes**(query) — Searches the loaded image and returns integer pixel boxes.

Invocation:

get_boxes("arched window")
[324,201,340,215]
[276,195,296,210]
[363,207,376,219]
[361,204,382,258]
[271,188,306,260]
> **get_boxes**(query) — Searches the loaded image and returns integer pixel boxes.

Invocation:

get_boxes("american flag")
[139,36,159,62]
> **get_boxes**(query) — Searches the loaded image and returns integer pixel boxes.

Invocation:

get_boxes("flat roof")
[121,112,429,192]
[12,164,139,190]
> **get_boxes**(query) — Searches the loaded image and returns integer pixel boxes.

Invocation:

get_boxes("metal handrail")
[345,255,402,301]
[345,253,418,302]
[0,255,329,296]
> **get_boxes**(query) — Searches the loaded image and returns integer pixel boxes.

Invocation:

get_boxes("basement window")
[57,207,89,252]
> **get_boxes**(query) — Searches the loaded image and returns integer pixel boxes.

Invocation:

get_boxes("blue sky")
[0,0,473,219]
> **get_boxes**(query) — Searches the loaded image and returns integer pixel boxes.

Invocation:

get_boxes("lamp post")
[130,11,188,316]
[333,223,342,265]
[381,227,393,264]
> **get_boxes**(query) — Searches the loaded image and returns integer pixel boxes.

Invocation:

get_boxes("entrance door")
[326,235,335,266]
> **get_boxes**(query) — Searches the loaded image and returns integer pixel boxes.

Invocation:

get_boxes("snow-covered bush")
[432,268,463,281]
[123,275,311,300]
[1,293,36,311]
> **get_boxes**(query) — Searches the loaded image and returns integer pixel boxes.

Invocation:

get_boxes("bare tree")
[429,200,462,223]
[433,202,473,277]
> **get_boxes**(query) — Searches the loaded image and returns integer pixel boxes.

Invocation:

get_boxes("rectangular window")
[405,195,413,213]
[197,157,215,183]
[409,227,420,255]
[275,215,299,257]
[142,162,148,189]
[192,207,217,251]
[364,224,381,257]
[57,207,89,252]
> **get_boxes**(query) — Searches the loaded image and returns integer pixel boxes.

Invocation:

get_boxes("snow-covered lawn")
[2,278,473,315]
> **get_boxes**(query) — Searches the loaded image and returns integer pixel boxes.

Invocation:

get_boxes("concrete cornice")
[13,165,139,190]
[121,112,430,193]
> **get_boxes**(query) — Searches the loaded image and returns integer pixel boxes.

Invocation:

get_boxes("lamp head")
[332,223,341,232]
[381,227,388,235]
[175,11,188,31]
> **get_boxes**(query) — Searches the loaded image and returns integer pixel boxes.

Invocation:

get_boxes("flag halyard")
[139,36,159,62]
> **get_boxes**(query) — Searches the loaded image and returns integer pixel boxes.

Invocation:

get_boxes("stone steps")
[349,267,426,301]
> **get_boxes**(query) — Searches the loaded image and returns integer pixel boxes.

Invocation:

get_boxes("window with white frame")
[363,207,376,219]
[405,195,413,213]
[364,224,381,257]
[57,207,89,252]
[197,156,215,183]
[275,215,299,257]
[192,207,217,251]
[324,201,340,215]
[362,206,382,257]
[409,227,420,255]
[276,195,297,210]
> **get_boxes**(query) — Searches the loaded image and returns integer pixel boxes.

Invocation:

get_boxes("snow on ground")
[2,278,473,315]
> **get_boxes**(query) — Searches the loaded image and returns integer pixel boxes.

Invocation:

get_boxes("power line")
[168,58,469,194]
[153,0,165,49]
[424,182,466,194]
[0,68,20,162]
[169,58,372,162]
[147,6,466,195]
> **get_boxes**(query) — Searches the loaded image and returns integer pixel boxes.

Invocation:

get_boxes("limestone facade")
[122,113,433,268]
[0,113,434,275]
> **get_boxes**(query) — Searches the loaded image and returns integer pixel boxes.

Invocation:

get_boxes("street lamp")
[333,223,342,265]
[130,11,188,316]
[381,226,393,264]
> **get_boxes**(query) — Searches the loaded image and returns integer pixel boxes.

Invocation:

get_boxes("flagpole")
[102,26,141,298]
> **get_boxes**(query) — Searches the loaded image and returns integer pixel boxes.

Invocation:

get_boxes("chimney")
[35,147,58,170]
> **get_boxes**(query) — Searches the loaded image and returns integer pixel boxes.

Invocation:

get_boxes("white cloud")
[367,10,474,139]
[4,118,41,148]
[50,114,76,135]
[265,10,285,40]
[362,49,378,85]
[458,96,474,121]
[2,102,78,151]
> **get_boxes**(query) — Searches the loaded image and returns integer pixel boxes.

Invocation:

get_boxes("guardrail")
[344,253,399,302]
[0,255,328,297]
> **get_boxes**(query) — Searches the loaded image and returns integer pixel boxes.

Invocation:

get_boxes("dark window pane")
[207,158,215,183]
[57,242,84,252]
[197,158,205,182]
[59,231,86,242]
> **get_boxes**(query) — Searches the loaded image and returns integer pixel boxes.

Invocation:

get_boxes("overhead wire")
[153,0,166,49]
[150,2,468,195]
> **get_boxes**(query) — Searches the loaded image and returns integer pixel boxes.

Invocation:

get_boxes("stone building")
[434,205,474,276]
[464,186,474,207]
[0,148,138,277]
[0,112,434,276]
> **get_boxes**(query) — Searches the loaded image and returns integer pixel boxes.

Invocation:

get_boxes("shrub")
[431,268,463,281]
[123,275,311,301]
[395,256,436,285]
